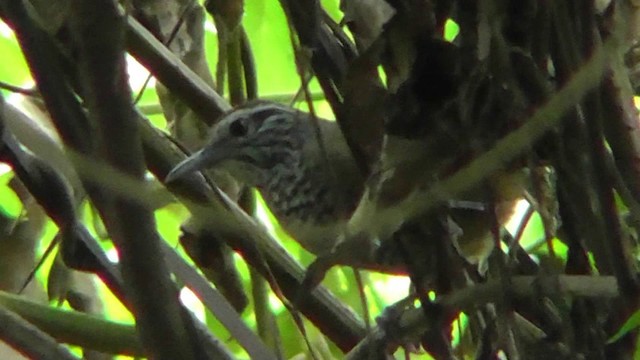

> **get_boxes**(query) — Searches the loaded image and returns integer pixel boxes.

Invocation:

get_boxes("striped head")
[166,101,309,187]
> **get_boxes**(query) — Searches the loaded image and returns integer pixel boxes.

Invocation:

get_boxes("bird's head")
[165,101,306,186]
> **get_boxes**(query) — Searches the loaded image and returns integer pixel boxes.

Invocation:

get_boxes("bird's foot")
[299,233,387,291]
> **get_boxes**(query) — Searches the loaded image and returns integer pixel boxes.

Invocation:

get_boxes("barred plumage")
[166,101,363,254]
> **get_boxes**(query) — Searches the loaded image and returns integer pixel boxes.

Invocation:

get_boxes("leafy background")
[0,0,630,359]
[0,1,429,358]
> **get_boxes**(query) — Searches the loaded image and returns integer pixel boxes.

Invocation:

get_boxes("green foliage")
[609,309,640,345]
[0,5,548,358]
[0,170,21,218]
[0,23,31,92]
[1,0,636,359]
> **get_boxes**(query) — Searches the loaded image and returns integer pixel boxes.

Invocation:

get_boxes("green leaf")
[0,22,32,86]
[609,309,640,344]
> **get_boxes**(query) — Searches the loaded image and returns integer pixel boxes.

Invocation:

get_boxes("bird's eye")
[229,120,248,137]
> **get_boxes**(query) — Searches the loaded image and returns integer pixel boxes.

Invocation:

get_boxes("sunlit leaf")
[609,309,640,344]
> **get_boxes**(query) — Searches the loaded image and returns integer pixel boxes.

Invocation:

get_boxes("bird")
[165,100,365,255]
[165,101,517,274]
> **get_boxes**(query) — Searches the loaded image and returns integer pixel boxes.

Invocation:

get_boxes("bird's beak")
[165,144,234,183]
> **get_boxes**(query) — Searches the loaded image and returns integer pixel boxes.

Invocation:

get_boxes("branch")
[348,28,616,242]
[0,305,78,360]
[0,290,143,356]
[61,114,368,352]
[347,275,619,359]
[126,15,230,124]
[68,1,202,358]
